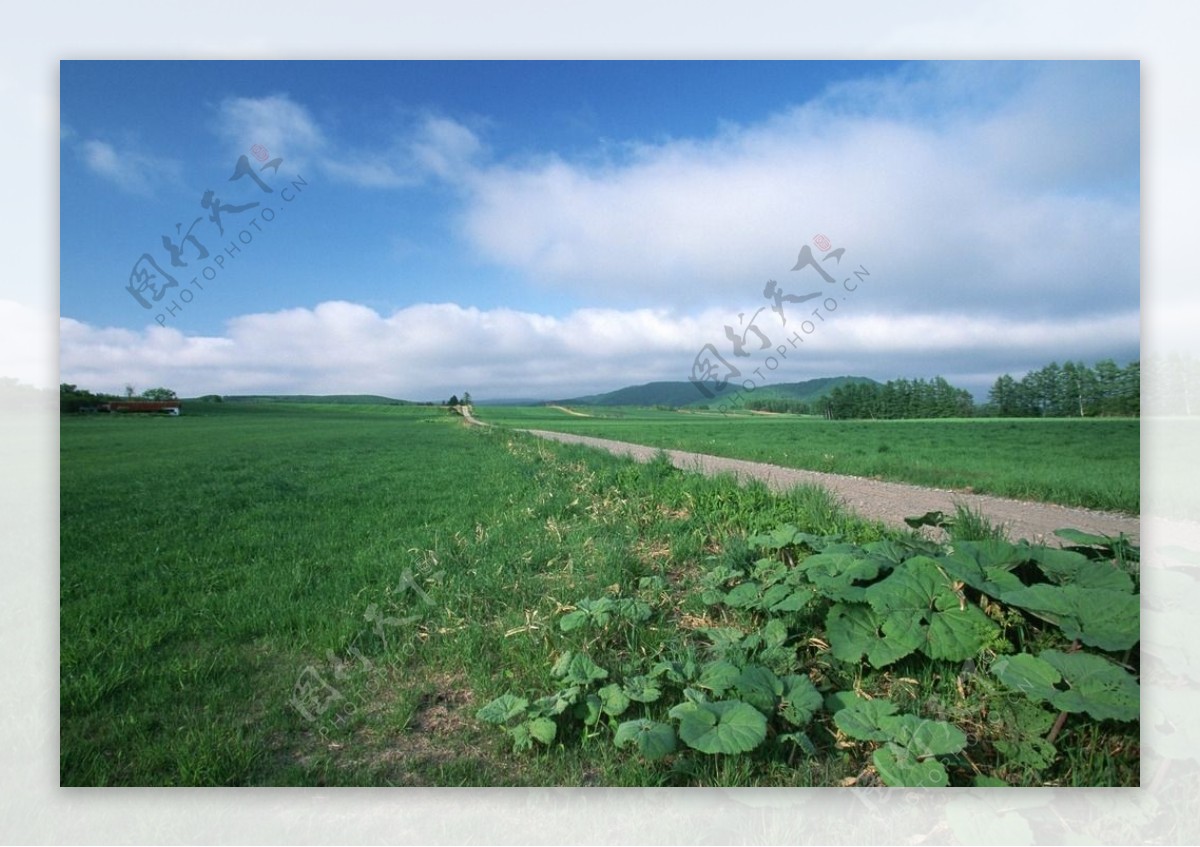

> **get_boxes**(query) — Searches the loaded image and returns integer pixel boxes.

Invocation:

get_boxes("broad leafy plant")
[475,521,1139,786]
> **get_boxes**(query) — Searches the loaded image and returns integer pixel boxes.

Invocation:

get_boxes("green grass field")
[60,403,1139,787]
[476,406,1139,514]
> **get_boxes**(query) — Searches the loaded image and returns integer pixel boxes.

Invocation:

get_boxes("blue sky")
[58,60,1140,401]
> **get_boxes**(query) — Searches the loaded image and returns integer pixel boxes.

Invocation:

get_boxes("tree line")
[986,359,1139,417]
[824,377,975,420]
[743,359,1140,419]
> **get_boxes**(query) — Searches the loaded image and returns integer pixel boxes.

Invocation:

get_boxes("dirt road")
[460,409,1139,544]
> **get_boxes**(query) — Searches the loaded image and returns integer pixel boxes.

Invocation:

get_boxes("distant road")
[547,405,594,417]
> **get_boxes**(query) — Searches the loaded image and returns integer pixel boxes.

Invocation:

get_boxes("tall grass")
[60,404,882,785]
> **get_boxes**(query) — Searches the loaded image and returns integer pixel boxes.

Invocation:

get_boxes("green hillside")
[558,376,878,408]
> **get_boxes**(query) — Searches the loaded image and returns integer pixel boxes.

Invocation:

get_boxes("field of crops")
[60,403,1139,787]
[476,406,1140,514]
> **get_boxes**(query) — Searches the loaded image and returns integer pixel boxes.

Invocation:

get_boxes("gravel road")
[458,408,1139,544]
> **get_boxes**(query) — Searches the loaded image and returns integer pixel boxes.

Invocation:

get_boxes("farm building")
[98,400,181,415]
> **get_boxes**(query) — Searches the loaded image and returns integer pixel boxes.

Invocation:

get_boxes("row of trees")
[985,360,1139,417]
[743,359,1141,420]
[60,383,177,413]
[444,392,472,407]
[824,377,975,420]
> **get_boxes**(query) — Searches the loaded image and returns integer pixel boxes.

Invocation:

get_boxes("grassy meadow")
[477,406,1140,514]
[60,403,1140,787]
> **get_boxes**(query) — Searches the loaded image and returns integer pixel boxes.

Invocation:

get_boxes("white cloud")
[217,95,483,188]
[59,300,1139,402]
[76,139,181,196]
[216,94,327,168]
[453,62,1139,322]
[411,115,484,179]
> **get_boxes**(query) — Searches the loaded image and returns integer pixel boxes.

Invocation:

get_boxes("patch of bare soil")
[292,671,498,785]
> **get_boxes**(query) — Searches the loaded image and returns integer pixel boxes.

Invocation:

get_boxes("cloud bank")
[60,300,1138,401]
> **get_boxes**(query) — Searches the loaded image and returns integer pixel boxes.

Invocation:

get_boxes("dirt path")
[523,428,1139,545]
[462,410,1139,544]
[547,405,594,417]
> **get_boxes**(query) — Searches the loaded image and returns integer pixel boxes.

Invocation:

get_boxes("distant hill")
[556,376,878,408]
[218,394,412,405]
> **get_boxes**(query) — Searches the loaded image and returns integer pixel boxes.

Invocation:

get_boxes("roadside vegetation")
[60,403,1138,786]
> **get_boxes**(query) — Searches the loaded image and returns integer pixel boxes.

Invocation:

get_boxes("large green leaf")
[832,695,900,742]
[551,651,609,685]
[758,618,789,649]
[988,697,1058,770]
[651,656,698,685]
[530,686,580,717]
[939,542,1027,598]
[1040,650,1140,722]
[1027,546,1134,593]
[800,552,882,602]
[873,743,950,787]
[699,628,746,659]
[621,675,663,704]
[866,556,961,614]
[614,719,677,760]
[922,605,1002,661]
[761,582,816,613]
[559,597,617,632]
[697,660,742,695]
[752,558,789,586]
[741,619,793,668]
[779,675,822,727]
[597,683,631,717]
[747,524,829,553]
[827,603,921,668]
[558,610,590,632]
[884,713,967,758]
[614,597,652,623]
[1002,584,1139,651]
[575,693,602,726]
[1054,528,1117,547]
[669,700,768,755]
[991,653,1061,703]
[734,665,783,714]
[527,717,557,745]
[508,722,533,751]
[945,540,1027,570]
[993,650,1140,722]
[863,538,934,566]
[866,557,1000,662]
[476,693,528,725]
[724,581,764,608]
